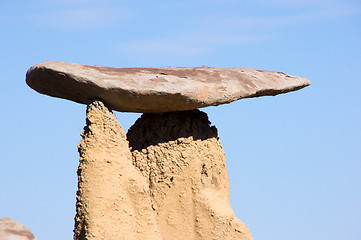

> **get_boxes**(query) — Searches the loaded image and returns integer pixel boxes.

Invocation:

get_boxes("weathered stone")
[75,99,252,240]
[0,218,36,240]
[128,110,253,240]
[75,100,161,240]
[26,61,310,113]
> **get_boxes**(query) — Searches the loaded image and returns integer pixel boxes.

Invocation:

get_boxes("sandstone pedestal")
[128,110,252,240]
[76,100,252,240]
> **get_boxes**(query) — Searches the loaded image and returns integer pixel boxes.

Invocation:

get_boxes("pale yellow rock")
[75,100,161,240]
[75,100,252,240]
[128,110,253,240]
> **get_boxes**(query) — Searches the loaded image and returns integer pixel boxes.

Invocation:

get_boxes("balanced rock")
[25,62,310,240]
[0,218,36,240]
[26,61,310,113]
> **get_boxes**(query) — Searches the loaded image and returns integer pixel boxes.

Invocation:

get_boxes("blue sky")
[1,0,360,239]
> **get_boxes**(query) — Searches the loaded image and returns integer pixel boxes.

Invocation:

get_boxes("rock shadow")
[127,109,218,151]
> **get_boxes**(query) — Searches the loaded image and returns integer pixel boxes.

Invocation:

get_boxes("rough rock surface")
[76,100,161,240]
[128,110,252,240]
[26,61,310,113]
[75,99,252,240]
[0,218,36,240]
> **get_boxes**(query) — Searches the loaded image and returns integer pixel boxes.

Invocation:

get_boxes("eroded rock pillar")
[75,100,161,240]
[127,110,252,240]
[75,100,252,240]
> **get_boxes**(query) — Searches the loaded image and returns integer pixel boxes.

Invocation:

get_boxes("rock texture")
[128,110,252,240]
[75,99,252,240]
[26,61,310,113]
[76,100,161,240]
[0,218,36,240]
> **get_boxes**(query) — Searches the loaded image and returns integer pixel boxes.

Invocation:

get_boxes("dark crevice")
[127,109,218,151]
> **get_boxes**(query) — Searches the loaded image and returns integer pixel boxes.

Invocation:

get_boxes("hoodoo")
[26,61,310,240]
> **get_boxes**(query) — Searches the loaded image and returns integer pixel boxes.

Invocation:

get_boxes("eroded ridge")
[127,110,253,240]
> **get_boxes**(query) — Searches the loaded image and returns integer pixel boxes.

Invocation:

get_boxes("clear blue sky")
[1,1,360,239]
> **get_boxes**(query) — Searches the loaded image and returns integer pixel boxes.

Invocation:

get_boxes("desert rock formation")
[76,100,252,240]
[26,61,310,113]
[25,61,310,240]
[0,218,36,240]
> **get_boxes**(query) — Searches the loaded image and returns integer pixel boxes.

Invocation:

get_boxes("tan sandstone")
[76,100,162,240]
[128,110,252,240]
[75,100,252,240]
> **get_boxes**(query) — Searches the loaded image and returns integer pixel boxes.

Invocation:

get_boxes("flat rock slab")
[26,61,310,113]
